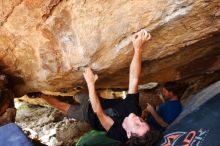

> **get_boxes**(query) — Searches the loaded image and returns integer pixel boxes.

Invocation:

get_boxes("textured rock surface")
[15,99,91,145]
[0,0,220,95]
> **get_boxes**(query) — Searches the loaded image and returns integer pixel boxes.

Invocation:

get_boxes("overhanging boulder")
[0,0,220,95]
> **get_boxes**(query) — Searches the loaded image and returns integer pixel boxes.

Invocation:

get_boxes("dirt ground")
[15,99,91,146]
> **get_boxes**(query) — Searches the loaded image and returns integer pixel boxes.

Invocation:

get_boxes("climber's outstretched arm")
[128,30,151,94]
[83,67,114,131]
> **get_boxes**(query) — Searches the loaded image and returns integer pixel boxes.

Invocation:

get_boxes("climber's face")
[122,113,150,138]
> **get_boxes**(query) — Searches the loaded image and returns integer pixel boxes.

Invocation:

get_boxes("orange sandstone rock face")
[0,0,220,96]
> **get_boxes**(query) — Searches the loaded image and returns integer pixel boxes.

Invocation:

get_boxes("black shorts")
[66,92,90,122]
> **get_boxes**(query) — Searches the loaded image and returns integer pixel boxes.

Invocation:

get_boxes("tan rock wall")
[0,0,220,95]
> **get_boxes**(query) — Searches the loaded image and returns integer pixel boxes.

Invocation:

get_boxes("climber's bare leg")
[41,95,70,113]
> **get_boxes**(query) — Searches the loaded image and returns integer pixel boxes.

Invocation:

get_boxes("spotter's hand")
[146,103,155,113]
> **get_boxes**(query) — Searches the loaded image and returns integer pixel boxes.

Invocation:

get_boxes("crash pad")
[0,123,33,146]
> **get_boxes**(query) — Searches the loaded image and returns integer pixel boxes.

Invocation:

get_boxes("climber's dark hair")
[128,127,161,146]
[164,81,188,99]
